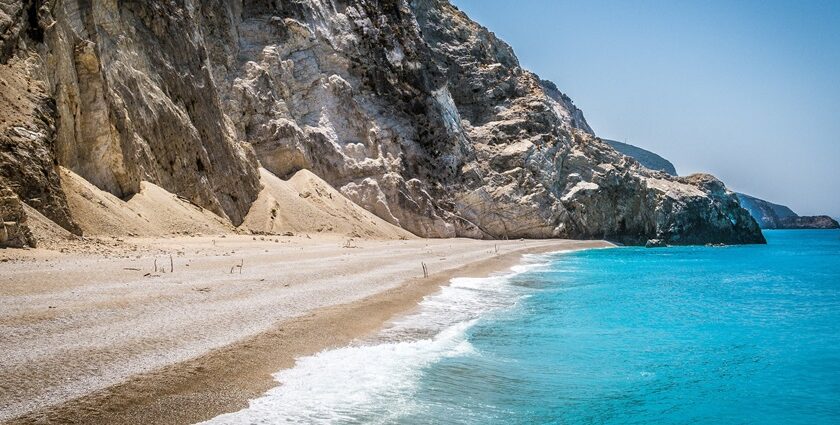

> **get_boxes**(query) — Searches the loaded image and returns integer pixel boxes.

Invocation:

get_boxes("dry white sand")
[0,235,611,423]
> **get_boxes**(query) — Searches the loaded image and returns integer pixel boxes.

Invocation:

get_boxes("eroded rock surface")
[0,185,34,247]
[0,0,765,245]
[0,56,78,235]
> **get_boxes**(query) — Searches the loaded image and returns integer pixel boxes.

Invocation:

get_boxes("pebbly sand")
[0,235,611,424]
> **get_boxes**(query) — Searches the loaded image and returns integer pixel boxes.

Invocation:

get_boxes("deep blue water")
[407,230,840,424]
[205,230,840,424]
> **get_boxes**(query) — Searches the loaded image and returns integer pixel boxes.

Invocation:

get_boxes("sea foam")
[199,252,557,424]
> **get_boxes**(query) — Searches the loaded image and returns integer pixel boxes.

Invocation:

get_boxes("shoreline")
[2,238,611,425]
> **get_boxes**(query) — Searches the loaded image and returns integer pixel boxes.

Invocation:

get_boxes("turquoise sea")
[204,230,840,424]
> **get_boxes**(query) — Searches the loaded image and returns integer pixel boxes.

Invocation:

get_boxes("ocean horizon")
[203,230,840,424]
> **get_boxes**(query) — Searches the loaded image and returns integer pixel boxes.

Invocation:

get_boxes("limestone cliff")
[597,137,834,231]
[0,0,764,247]
[736,193,839,230]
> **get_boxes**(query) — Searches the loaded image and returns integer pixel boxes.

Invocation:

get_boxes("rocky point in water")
[603,139,835,231]
[736,194,839,229]
[0,0,764,247]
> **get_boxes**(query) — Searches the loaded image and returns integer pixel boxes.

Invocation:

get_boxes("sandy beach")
[0,235,611,424]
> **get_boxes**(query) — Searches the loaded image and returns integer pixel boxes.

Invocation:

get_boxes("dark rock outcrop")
[0,185,34,247]
[736,193,795,229]
[0,0,765,246]
[777,215,839,229]
[645,239,667,248]
[598,138,832,231]
[1,57,79,235]
[736,193,838,229]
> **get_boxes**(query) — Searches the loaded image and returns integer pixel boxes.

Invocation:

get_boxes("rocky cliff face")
[736,193,839,230]
[777,215,839,229]
[0,0,765,246]
[597,138,835,231]
[736,193,794,228]
[0,186,34,247]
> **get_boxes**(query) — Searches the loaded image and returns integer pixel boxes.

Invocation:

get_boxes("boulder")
[645,239,667,248]
[0,186,34,248]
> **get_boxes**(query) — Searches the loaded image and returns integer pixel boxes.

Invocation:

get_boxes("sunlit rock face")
[408,0,762,244]
[0,0,764,245]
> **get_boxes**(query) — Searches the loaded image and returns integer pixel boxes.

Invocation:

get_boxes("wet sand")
[0,236,611,424]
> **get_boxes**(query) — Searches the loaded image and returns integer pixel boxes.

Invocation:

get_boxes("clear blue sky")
[451,0,840,217]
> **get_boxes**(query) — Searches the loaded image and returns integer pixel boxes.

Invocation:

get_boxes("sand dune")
[240,168,414,239]
[60,167,234,237]
[57,166,414,241]
[20,204,76,248]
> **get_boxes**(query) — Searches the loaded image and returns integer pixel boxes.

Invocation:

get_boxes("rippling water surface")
[204,230,840,424]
